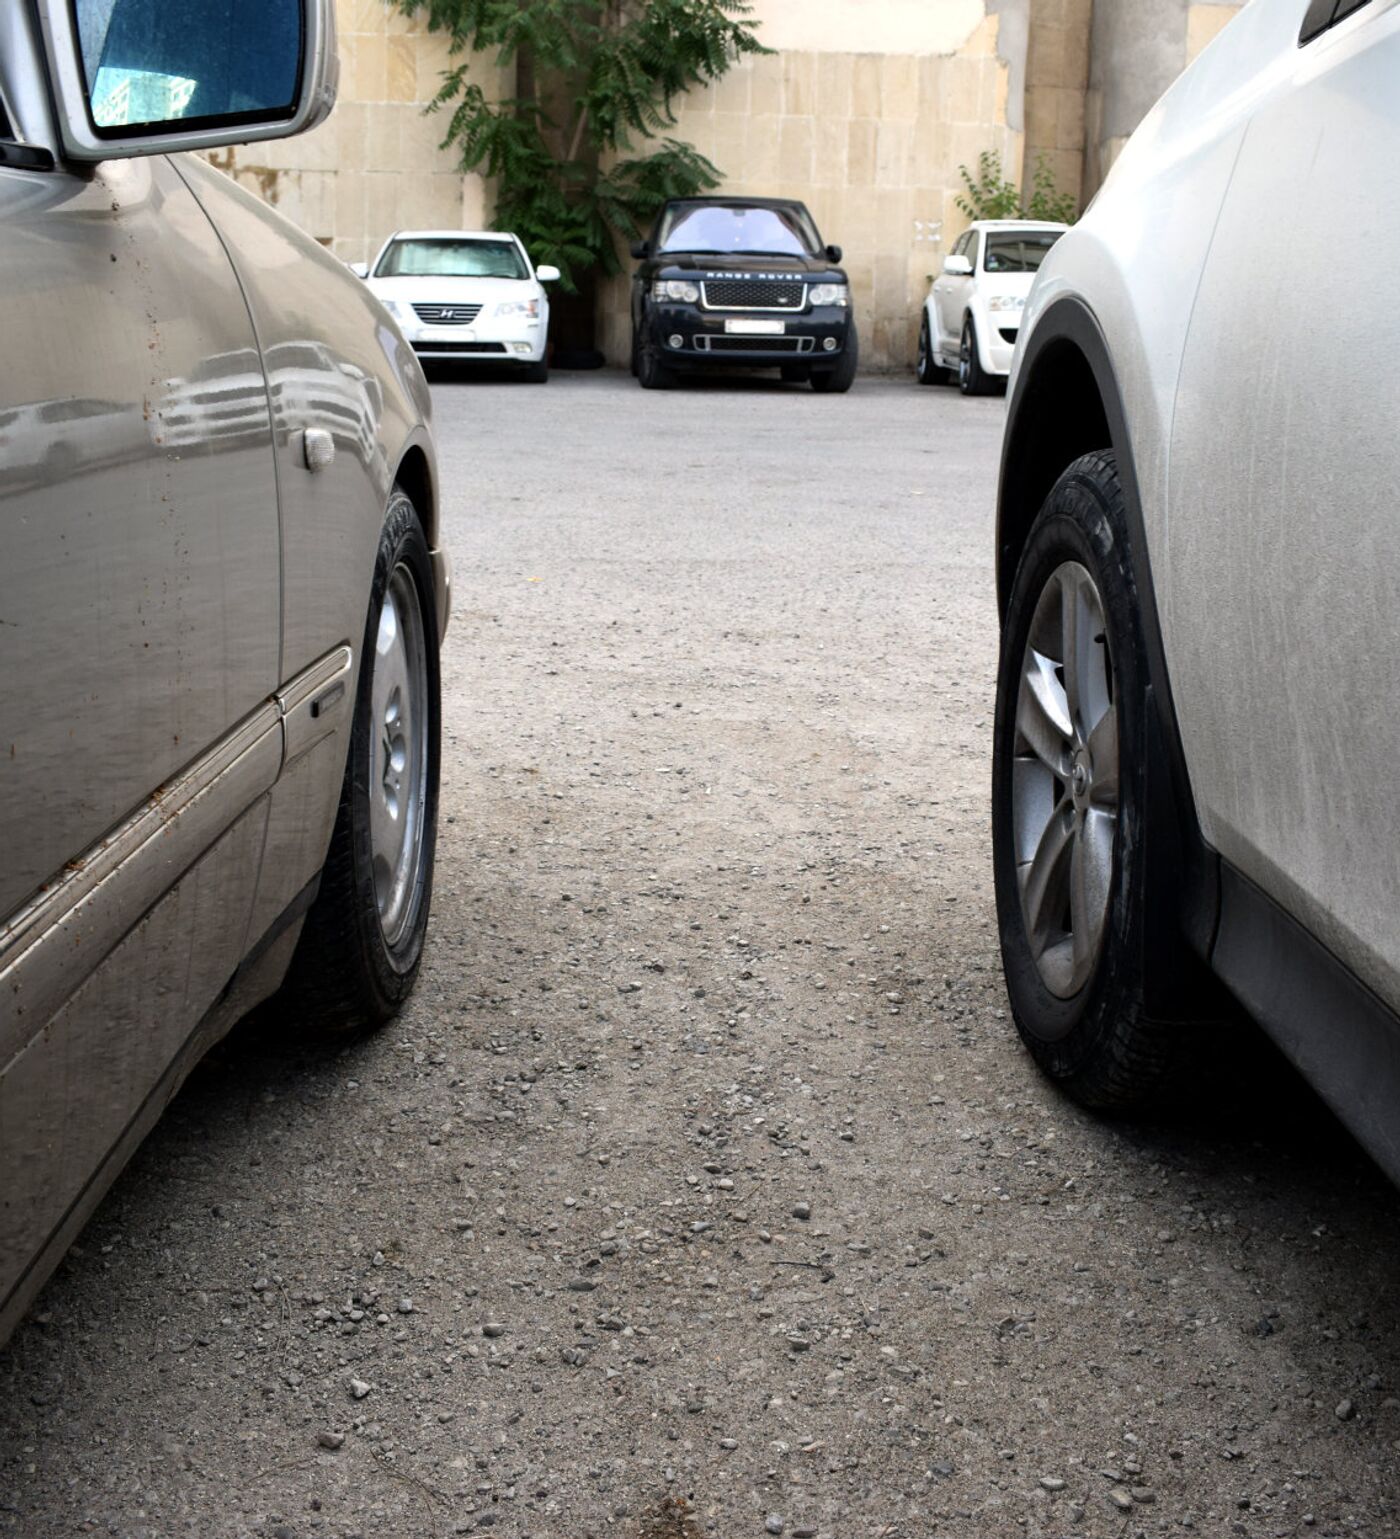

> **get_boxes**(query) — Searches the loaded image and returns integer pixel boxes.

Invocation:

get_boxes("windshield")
[983,232,1062,275]
[657,203,820,257]
[374,238,529,280]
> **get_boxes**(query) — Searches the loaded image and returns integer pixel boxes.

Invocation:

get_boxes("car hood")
[651,252,844,281]
[367,275,541,304]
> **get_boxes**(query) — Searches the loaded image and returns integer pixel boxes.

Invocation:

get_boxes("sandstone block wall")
[205,0,501,262]
[598,4,1027,373]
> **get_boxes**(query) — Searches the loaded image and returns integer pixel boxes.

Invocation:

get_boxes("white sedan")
[357,231,559,382]
[919,219,1068,394]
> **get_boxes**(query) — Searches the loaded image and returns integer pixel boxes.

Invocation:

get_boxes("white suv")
[990,0,1400,1181]
[919,219,1068,394]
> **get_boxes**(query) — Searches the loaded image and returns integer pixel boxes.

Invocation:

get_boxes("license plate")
[725,318,785,336]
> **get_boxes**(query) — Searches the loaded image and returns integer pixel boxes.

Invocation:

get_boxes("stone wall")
[205,0,1247,373]
[1083,0,1245,196]
[1022,0,1092,214]
[597,3,1027,373]
[206,0,502,263]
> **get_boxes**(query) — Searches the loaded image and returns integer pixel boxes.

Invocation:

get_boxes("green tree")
[955,149,1077,225]
[396,0,769,301]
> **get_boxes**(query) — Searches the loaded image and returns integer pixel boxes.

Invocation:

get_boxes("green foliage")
[398,0,770,289]
[955,150,1078,225]
[1024,154,1078,224]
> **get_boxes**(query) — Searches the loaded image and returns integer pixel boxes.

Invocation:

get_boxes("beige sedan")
[0,0,448,1342]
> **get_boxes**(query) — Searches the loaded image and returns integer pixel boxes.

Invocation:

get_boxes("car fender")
[172,153,442,960]
[173,156,439,662]
[965,293,998,375]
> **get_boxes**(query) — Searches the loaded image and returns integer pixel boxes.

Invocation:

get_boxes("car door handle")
[302,427,335,472]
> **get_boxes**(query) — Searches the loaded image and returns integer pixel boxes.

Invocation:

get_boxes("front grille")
[700,280,806,312]
[998,327,1019,344]
[412,341,508,355]
[697,335,813,354]
[412,303,484,325]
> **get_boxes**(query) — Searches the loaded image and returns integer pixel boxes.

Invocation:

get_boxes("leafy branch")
[955,149,1078,226]
[397,0,770,291]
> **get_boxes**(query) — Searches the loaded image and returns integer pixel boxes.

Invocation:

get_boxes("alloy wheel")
[1010,560,1119,1001]
[369,561,430,949]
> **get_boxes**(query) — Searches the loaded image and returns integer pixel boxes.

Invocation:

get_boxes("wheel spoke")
[1058,567,1087,737]
[1018,652,1072,774]
[1069,809,1113,984]
[1087,706,1119,809]
[1020,798,1074,956]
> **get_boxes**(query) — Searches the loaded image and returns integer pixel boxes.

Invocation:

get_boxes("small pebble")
[317,1430,345,1451]
[792,1203,811,1221]
[483,1322,507,1338]
[1040,1476,1066,1492]
[765,1516,785,1536]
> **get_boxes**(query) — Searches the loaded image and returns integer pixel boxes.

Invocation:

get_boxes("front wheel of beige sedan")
[282,490,441,1035]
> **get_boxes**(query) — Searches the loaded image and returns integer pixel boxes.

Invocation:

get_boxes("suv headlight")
[808,283,849,307]
[987,294,1025,313]
[652,279,700,303]
[496,299,541,318]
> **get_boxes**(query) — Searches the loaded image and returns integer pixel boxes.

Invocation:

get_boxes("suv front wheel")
[991,451,1201,1107]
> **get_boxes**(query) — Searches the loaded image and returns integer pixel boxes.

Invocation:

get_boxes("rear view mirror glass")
[76,0,302,134]
[39,0,335,161]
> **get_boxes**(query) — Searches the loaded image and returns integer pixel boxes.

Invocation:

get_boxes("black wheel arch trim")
[998,294,1221,1001]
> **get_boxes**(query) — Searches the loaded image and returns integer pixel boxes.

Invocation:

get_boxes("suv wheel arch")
[997,295,1220,1000]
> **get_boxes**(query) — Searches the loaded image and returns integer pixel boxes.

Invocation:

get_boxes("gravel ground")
[2,371,1399,1539]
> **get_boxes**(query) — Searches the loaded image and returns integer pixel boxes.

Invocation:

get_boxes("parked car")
[990,0,1400,1181]
[0,0,449,1346]
[629,197,857,392]
[357,231,559,382]
[920,219,1068,394]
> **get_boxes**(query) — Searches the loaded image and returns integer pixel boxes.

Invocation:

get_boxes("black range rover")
[630,197,857,392]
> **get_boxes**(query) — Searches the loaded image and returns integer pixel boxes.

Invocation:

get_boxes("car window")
[983,232,1062,274]
[657,203,820,257]
[966,232,981,269]
[375,239,529,280]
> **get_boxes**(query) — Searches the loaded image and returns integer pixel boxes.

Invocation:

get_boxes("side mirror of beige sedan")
[34,0,338,161]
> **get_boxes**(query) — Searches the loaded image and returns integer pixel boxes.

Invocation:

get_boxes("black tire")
[637,333,676,391]
[780,362,811,383]
[522,357,549,383]
[991,451,1199,1108]
[810,324,858,393]
[280,490,441,1035]
[958,316,991,396]
[629,323,640,378]
[916,312,948,386]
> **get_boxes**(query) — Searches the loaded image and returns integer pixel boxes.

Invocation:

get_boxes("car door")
[937,232,976,352]
[1165,0,1400,1010]
[0,152,281,1310]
